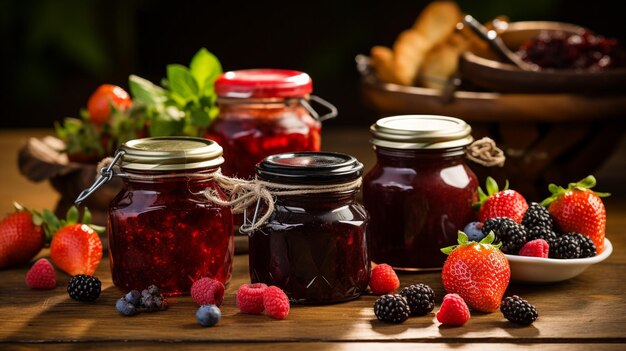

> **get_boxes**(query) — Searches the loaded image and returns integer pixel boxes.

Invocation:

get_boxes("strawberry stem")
[440,230,502,255]
[540,175,610,207]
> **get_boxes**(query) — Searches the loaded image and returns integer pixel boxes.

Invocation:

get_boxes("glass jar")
[248,152,369,304]
[205,69,336,179]
[363,115,478,270]
[107,137,234,295]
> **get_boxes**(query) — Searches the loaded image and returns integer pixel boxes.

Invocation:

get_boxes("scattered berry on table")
[518,239,550,258]
[373,294,410,324]
[147,284,159,295]
[25,258,56,290]
[526,226,558,245]
[399,283,435,316]
[436,293,471,326]
[237,283,268,314]
[501,295,538,326]
[263,286,290,320]
[196,304,221,327]
[141,289,151,298]
[567,232,597,258]
[67,274,101,302]
[115,298,137,316]
[369,263,400,294]
[191,277,225,307]
[522,202,553,230]
[0,209,44,269]
[124,290,141,307]
[482,217,527,254]
[463,221,485,242]
[441,231,510,312]
[475,177,528,224]
[550,235,581,259]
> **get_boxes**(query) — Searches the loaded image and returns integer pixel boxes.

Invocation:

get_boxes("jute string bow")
[466,137,505,167]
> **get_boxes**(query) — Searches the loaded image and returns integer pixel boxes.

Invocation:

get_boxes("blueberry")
[464,221,485,242]
[116,298,137,316]
[147,285,159,295]
[196,304,221,327]
[124,290,141,306]
[141,289,151,298]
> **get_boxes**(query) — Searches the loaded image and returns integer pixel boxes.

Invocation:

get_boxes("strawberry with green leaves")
[441,231,510,313]
[541,175,609,253]
[40,207,104,276]
[475,177,528,224]
[0,203,45,269]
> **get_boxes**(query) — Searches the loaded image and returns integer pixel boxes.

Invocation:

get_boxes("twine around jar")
[466,137,506,167]
[204,174,362,234]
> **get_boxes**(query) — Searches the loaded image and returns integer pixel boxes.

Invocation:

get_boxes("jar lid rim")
[256,152,363,185]
[370,115,473,150]
[215,69,313,99]
[120,137,224,171]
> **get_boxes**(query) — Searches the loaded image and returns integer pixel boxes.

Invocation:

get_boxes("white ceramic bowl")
[505,238,613,283]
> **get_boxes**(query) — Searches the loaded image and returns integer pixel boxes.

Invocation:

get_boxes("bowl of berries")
[469,175,612,283]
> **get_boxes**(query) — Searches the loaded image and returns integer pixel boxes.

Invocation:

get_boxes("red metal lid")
[215,69,313,98]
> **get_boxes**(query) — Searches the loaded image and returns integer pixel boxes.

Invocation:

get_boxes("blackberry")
[67,275,101,302]
[522,202,553,230]
[567,232,596,258]
[373,294,410,324]
[399,284,435,316]
[526,226,558,245]
[550,235,581,259]
[501,295,538,325]
[482,217,527,254]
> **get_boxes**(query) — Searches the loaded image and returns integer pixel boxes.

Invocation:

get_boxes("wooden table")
[1,129,625,350]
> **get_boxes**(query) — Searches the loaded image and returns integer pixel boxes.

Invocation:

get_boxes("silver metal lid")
[370,115,473,150]
[120,137,224,171]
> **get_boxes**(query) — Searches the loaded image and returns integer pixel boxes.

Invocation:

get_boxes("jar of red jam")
[363,115,479,270]
[205,69,337,179]
[248,152,369,304]
[107,137,234,295]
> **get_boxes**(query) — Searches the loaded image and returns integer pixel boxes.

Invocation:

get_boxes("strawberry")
[475,177,528,224]
[540,175,609,253]
[441,231,510,313]
[87,84,132,126]
[0,204,44,269]
[41,207,104,276]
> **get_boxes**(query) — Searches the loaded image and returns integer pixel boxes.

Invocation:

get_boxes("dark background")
[2,0,625,129]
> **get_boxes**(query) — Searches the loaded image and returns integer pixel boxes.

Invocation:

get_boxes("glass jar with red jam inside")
[205,69,337,179]
[107,137,234,295]
[363,115,479,270]
[248,152,369,304]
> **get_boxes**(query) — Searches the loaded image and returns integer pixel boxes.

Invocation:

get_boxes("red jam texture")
[248,193,370,304]
[108,171,234,295]
[363,148,478,269]
[206,104,321,179]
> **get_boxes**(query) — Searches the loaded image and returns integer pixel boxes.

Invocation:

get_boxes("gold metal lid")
[120,137,224,171]
[370,115,473,150]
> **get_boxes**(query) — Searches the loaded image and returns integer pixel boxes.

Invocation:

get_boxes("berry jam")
[247,152,369,304]
[363,116,478,270]
[205,69,327,179]
[107,137,234,296]
[206,103,320,179]
[517,30,626,70]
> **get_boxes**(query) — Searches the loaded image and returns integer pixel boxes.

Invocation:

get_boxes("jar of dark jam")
[363,115,478,270]
[107,137,234,295]
[248,152,369,304]
[205,69,336,179]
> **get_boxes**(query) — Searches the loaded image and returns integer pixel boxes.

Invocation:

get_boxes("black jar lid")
[256,152,363,184]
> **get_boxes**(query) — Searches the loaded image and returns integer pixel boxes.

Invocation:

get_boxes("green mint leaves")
[132,48,222,137]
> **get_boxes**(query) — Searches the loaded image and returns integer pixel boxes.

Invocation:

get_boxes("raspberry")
[369,263,399,294]
[25,258,56,290]
[518,239,550,258]
[373,294,410,323]
[501,295,538,325]
[263,286,290,320]
[436,293,471,326]
[191,277,225,307]
[237,283,268,314]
